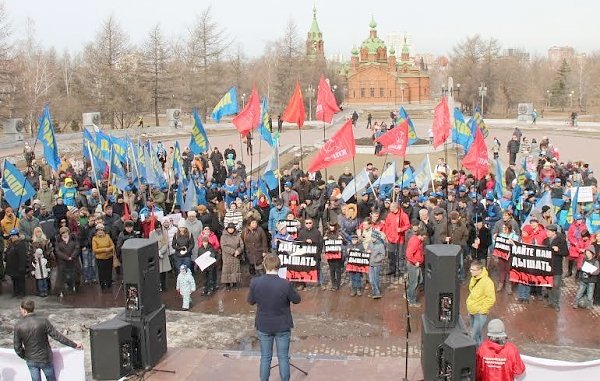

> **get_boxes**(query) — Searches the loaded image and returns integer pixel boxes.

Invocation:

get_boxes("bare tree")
[142,24,169,126]
[273,19,303,112]
[186,6,230,118]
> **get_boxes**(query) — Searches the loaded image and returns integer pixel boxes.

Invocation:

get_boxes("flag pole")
[249,131,254,202]
[277,140,282,198]
[398,157,406,204]
[322,121,327,180]
[352,158,358,202]
[427,154,435,193]
[13,136,41,226]
[86,141,100,191]
[239,134,244,163]
[298,126,304,171]
[379,153,389,199]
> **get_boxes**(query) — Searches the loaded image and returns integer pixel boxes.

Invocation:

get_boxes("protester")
[466,260,496,346]
[476,319,525,381]
[220,222,244,290]
[247,254,301,381]
[572,247,600,309]
[149,219,173,292]
[91,224,115,292]
[13,300,83,381]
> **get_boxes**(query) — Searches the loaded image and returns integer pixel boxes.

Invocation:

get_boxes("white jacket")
[31,257,50,279]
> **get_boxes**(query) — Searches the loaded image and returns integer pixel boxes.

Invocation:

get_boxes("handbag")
[112,249,121,268]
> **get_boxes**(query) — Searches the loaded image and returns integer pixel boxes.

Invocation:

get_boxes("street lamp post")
[546,90,551,107]
[242,93,247,109]
[307,84,315,121]
[569,90,575,108]
[478,83,487,116]
[441,86,448,97]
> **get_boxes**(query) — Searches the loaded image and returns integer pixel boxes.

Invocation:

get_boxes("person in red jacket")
[382,202,410,276]
[405,228,427,307]
[476,319,525,381]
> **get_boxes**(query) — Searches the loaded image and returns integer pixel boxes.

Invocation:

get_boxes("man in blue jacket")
[247,254,301,381]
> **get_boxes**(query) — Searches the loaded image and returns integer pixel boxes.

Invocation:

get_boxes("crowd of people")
[1,128,600,320]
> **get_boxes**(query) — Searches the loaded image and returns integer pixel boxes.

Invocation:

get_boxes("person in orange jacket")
[382,202,410,276]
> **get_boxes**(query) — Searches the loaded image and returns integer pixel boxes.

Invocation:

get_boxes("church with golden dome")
[343,17,431,105]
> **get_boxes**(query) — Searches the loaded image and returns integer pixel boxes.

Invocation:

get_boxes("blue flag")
[83,129,106,179]
[189,109,210,154]
[2,160,36,209]
[253,178,272,206]
[173,141,184,179]
[175,177,184,208]
[372,162,396,187]
[111,135,128,162]
[110,144,125,178]
[211,86,239,122]
[396,166,414,188]
[96,130,112,161]
[452,108,474,151]
[572,186,580,218]
[398,107,418,145]
[263,146,279,190]
[182,178,197,212]
[494,159,507,199]
[258,97,275,147]
[36,105,61,171]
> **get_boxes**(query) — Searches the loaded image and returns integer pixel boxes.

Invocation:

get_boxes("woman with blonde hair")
[92,224,115,292]
[339,203,358,243]
[149,219,173,291]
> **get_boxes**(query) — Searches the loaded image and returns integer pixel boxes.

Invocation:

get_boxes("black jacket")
[247,274,301,334]
[5,239,28,276]
[543,234,568,276]
[13,313,77,363]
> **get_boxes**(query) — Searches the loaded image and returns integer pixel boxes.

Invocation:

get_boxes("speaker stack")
[90,239,168,380]
[421,244,476,381]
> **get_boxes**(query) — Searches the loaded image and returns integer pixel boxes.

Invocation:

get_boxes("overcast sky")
[4,0,598,58]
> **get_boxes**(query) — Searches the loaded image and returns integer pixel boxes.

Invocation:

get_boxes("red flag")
[282,81,305,128]
[461,127,489,180]
[232,86,261,136]
[432,96,451,148]
[315,75,340,123]
[375,120,409,157]
[307,119,355,173]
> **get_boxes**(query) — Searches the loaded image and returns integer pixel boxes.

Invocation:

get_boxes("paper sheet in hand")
[278,267,287,279]
[194,251,216,271]
[581,261,598,274]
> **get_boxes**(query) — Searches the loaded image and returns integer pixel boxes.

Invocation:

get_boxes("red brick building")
[343,18,430,105]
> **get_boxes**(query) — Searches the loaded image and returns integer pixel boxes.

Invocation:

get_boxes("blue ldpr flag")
[258,97,275,147]
[451,108,473,151]
[189,109,210,154]
[173,141,183,179]
[110,144,125,178]
[36,105,61,171]
[2,159,36,209]
[182,178,197,212]
[211,86,239,122]
[262,146,279,190]
[398,107,418,145]
[83,129,106,179]
[110,135,128,162]
[494,158,507,199]
[96,130,112,161]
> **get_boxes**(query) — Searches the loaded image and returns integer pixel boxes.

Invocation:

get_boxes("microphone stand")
[403,271,411,381]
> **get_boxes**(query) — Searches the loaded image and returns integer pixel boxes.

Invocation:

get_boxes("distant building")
[503,48,530,61]
[548,46,575,65]
[342,17,430,105]
[306,5,324,60]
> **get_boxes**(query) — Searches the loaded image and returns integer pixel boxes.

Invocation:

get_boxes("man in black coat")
[544,224,569,311]
[506,135,520,165]
[5,230,28,296]
[247,255,301,381]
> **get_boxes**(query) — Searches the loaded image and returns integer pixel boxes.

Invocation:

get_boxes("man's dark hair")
[21,300,35,313]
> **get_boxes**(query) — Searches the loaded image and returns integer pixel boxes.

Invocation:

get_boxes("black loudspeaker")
[438,332,476,381]
[421,315,467,381]
[89,318,134,380]
[424,244,461,328]
[118,304,167,369]
[121,238,161,317]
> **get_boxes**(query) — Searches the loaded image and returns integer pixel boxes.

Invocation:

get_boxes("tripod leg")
[289,362,308,376]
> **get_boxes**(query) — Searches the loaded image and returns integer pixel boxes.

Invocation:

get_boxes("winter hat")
[35,248,43,255]
[487,319,507,338]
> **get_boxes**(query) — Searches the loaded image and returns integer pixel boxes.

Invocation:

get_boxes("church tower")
[306,5,324,60]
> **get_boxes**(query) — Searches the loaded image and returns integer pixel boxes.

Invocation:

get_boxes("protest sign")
[508,241,554,287]
[323,239,343,260]
[346,248,370,273]
[277,240,318,282]
[194,251,216,271]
